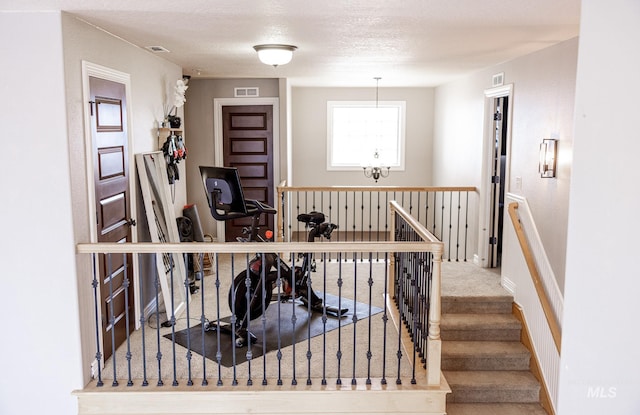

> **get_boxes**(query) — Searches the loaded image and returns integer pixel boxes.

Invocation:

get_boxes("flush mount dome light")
[253,44,297,67]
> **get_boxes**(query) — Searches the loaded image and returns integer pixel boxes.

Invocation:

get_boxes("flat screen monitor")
[199,166,248,218]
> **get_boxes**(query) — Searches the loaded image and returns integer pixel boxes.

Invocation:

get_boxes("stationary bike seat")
[297,211,325,225]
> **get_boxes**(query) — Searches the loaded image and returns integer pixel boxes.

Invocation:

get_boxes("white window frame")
[327,100,406,171]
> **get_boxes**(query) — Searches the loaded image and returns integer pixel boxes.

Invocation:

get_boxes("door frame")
[213,97,280,241]
[477,84,513,268]
[81,61,141,328]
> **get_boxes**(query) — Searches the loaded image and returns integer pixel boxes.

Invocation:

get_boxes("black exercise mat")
[165,293,382,367]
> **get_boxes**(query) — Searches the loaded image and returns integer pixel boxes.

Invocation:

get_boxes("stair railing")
[507,201,562,352]
[276,181,477,262]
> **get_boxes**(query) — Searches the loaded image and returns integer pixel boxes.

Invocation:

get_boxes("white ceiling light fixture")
[253,44,297,67]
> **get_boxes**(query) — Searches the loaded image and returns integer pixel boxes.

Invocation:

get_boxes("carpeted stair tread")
[442,295,513,314]
[442,341,531,371]
[446,403,548,415]
[444,370,540,403]
[440,313,521,341]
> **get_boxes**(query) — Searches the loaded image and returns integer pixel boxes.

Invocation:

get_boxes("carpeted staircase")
[441,294,548,415]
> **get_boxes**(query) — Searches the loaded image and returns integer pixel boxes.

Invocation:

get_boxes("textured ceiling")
[5,0,581,86]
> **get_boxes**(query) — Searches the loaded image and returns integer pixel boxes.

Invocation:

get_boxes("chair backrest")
[199,166,249,220]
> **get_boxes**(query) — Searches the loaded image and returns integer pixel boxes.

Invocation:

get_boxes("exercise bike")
[200,166,348,347]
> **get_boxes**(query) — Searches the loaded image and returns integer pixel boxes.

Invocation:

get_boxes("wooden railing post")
[427,248,443,386]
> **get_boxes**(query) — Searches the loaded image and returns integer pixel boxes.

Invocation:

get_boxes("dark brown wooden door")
[222,105,274,241]
[90,76,135,361]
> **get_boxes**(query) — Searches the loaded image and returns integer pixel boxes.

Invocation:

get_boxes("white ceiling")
[6,0,581,87]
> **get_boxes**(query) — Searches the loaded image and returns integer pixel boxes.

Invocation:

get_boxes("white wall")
[291,87,434,186]
[0,11,82,415]
[434,38,578,292]
[61,12,186,386]
[558,1,640,413]
[0,11,187,414]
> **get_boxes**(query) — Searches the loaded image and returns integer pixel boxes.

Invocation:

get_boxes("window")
[327,101,405,170]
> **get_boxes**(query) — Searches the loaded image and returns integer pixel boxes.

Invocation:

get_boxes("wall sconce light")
[539,138,558,178]
[363,150,390,182]
[253,44,297,67]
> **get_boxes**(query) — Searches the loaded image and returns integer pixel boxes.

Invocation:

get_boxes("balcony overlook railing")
[73,203,447,414]
[277,183,477,262]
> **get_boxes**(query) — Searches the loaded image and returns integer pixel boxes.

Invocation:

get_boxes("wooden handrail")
[277,182,477,193]
[507,202,562,353]
[76,240,440,255]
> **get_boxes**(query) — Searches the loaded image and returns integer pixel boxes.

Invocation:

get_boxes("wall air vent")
[234,87,259,97]
[492,72,504,87]
[145,45,170,53]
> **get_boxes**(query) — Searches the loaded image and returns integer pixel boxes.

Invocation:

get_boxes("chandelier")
[363,150,390,182]
[362,77,390,182]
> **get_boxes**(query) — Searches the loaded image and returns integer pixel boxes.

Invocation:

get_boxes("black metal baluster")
[368,192,372,242]
[212,254,223,386]
[321,253,328,386]
[409,191,413,217]
[290,252,298,386]
[276,256,283,386]
[424,191,430,233]
[366,252,374,385]
[464,192,470,262]
[137,253,148,386]
[244,254,253,387]
[123,254,133,386]
[230,255,238,386]
[447,192,453,261]
[352,192,356,243]
[202,253,210,386]
[91,254,103,386]
[343,192,348,248]
[297,193,302,241]
[360,191,365,243]
[417,192,422,228]
[336,253,343,385]
[381,252,389,385]
[306,252,313,385]
[182,253,193,386]
[169,254,178,387]
[432,192,438,237]
[282,193,293,241]
[106,254,118,386]
[154,256,163,386]
[260,253,268,386]
[456,191,462,262]
[385,192,390,241]
[441,193,446,246]
[305,191,309,219]
[411,252,418,384]
[351,253,358,385]
[395,250,404,385]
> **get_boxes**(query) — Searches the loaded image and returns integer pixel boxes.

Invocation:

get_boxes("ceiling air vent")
[234,87,259,97]
[145,45,170,53]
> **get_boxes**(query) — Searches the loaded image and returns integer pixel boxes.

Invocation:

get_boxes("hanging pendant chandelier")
[363,77,390,182]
